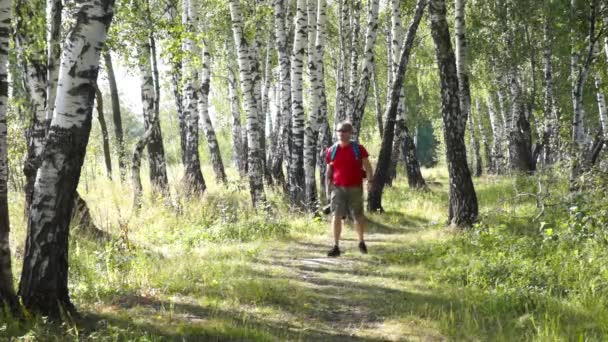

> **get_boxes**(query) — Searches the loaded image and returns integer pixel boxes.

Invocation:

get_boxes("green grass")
[4,165,608,341]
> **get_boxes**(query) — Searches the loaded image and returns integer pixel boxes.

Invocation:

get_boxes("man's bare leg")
[355,215,366,242]
[333,214,343,246]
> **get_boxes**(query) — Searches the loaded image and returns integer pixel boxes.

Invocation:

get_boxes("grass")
[4,164,608,341]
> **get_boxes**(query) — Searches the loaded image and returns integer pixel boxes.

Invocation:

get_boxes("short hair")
[338,121,353,132]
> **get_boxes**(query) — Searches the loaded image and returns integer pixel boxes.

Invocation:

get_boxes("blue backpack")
[330,141,366,178]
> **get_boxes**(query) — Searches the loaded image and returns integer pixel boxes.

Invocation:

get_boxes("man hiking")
[325,121,374,257]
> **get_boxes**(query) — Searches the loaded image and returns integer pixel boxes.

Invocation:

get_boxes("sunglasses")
[336,129,352,133]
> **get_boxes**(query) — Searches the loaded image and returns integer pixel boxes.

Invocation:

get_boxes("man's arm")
[362,158,374,191]
[326,164,333,200]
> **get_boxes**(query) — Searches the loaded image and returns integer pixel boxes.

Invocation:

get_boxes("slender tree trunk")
[137,33,169,194]
[476,99,492,172]
[271,0,291,188]
[181,0,206,193]
[346,0,361,117]
[429,0,478,227]
[468,103,482,176]
[540,15,558,167]
[0,0,17,309]
[289,0,307,205]
[228,65,247,178]
[595,73,608,138]
[486,95,504,173]
[95,84,112,179]
[166,1,187,166]
[18,0,115,318]
[508,73,534,172]
[45,0,62,124]
[334,0,350,127]
[229,0,266,207]
[401,128,427,189]
[350,0,380,138]
[570,0,599,179]
[454,0,471,136]
[199,44,227,184]
[16,0,48,212]
[367,0,426,212]
[304,0,327,210]
[371,68,383,137]
[103,52,127,180]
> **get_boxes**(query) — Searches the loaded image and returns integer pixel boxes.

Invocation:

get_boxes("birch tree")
[229,0,266,207]
[468,104,482,176]
[368,0,426,212]
[0,0,16,309]
[104,52,127,180]
[199,44,227,184]
[429,0,478,227]
[350,0,380,138]
[303,0,327,210]
[18,0,115,317]
[181,0,207,194]
[455,0,471,136]
[95,84,112,179]
[289,0,307,205]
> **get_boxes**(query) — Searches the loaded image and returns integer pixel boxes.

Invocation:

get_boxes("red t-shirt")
[325,143,369,187]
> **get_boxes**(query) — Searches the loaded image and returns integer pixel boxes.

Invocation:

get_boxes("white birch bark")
[289,0,307,204]
[476,98,491,172]
[346,0,361,116]
[455,0,471,136]
[350,0,380,137]
[19,0,115,317]
[228,64,247,177]
[199,44,227,183]
[303,0,326,209]
[595,73,608,138]
[271,0,291,187]
[180,0,206,192]
[45,0,62,123]
[486,95,503,173]
[334,0,350,127]
[0,0,16,307]
[229,0,266,206]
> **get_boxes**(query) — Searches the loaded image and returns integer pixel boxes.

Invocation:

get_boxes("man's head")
[336,121,353,144]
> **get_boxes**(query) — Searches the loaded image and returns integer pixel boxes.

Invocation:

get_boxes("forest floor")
[6,167,608,341]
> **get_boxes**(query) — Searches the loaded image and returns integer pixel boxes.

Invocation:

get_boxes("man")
[325,121,374,257]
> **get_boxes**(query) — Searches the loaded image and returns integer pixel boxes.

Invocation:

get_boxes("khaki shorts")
[331,186,364,217]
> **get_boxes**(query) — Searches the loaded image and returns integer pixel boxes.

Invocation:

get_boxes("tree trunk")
[367,0,426,213]
[595,73,608,138]
[45,0,62,124]
[454,0,471,138]
[166,1,187,166]
[468,103,482,176]
[570,0,599,179]
[103,52,127,180]
[540,15,558,167]
[429,0,478,227]
[371,68,383,137]
[95,84,112,180]
[508,74,534,172]
[304,0,327,211]
[476,99,492,172]
[346,0,361,117]
[486,95,504,173]
[271,0,291,189]
[180,0,207,194]
[199,44,227,184]
[350,0,380,138]
[0,0,17,309]
[401,129,427,190]
[16,0,48,213]
[228,65,247,178]
[334,0,350,127]
[134,13,169,194]
[18,0,115,318]
[289,0,307,205]
[229,0,266,207]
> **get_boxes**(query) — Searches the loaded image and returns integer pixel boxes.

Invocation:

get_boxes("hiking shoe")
[358,241,368,254]
[327,245,341,257]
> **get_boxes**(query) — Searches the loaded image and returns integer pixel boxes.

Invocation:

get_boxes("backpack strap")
[330,143,339,162]
[352,142,361,160]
